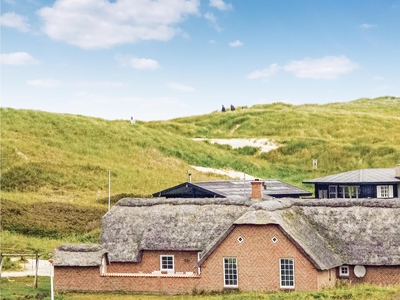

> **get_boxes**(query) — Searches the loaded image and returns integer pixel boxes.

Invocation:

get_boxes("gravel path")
[1,259,51,277]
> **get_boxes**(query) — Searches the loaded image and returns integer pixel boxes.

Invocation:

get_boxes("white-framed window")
[377,185,393,198]
[160,255,174,272]
[223,257,238,287]
[280,258,294,288]
[340,186,360,198]
[339,265,349,276]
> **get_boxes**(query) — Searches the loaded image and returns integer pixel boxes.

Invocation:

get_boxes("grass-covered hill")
[1,96,400,255]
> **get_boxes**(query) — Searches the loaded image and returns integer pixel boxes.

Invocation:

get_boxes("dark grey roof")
[153,180,312,199]
[53,244,107,266]
[303,168,400,184]
[100,197,400,269]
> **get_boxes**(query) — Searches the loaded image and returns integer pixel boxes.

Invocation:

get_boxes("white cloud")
[167,82,196,92]
[4,0,17,4]
[373,76,384,81]
[229,40,243,47]
[204,12,222,32]
[209,0,232,11]
[0,12,30,32]
[248,63,280,79]
[1,52,39,65]
[115,54,160,70]
[208,39,216,44]
[37,0,200,49]
[283,55,359,79]
[360,23,377,29]
[27,79,61,88]
[130,58,160,70]
[73,81,124,87]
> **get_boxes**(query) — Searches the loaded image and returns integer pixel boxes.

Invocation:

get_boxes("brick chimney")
[251,179,263,200]
[396,164,400,178]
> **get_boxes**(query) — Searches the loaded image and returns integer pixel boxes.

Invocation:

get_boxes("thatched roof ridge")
[116,197,256,207]
[53,244,107,266]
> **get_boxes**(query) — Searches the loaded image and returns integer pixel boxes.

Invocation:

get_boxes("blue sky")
[1,0,399,121]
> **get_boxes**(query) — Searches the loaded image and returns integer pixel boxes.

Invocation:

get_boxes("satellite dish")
[354,265,366,278]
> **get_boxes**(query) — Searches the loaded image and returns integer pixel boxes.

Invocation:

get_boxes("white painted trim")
[339,265,349,276]
[160,255,174,272]
[223,257,238,288]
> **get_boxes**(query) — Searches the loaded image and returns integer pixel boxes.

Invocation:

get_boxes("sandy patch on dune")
[192,138,279,153]
[191,138,279,179]
[191,166,255,180]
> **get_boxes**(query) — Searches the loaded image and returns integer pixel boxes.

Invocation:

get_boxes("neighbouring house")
[303,165,400,199]
[152,179,312,199]
[53,181,400,294]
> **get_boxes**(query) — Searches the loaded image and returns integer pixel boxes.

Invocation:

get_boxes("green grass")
[1,277,399,300]
[1,96,400,255]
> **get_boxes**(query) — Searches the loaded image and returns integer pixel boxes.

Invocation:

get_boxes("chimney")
[395,164,400,178]
[251,179,263,200]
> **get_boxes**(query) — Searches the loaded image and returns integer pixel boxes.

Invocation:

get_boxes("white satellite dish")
[354,265,366,278]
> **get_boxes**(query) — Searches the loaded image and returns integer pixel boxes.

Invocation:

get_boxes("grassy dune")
[1,96,400,254]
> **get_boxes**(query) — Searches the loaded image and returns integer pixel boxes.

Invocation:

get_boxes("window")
[339,265,349,276]
[339,186,360,199]
[224,257,238,287]
[280,258,294,288]
[329,185,337,198]
[377,185,393,198]
[160,255,174,271]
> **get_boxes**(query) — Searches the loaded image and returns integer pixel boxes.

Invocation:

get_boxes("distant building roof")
[303,168,400,184]
[153,179,312,199]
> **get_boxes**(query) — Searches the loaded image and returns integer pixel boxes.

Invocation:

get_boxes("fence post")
[34,253,39,288]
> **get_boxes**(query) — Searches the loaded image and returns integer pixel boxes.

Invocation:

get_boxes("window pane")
[224,258,238,286]
[280,258,294,288]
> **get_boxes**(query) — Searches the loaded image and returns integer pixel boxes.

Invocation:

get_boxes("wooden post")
[0,254,3,278]
[34,253,39,288]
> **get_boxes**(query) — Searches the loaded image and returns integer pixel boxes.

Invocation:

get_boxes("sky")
[1,0,400,121]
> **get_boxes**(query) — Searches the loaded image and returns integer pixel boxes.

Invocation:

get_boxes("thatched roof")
[100,197,400,270]
[53,244,107,266]
[100,198,255,262]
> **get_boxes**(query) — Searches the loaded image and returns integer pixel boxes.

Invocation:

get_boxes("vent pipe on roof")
[251,179,263,200]
[395,164,400,178]
[188,172,192,182]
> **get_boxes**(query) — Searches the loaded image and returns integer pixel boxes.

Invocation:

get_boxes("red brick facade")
[54,224,400,294]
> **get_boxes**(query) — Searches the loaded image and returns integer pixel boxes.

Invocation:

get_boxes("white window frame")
[223,257,238,287]
[280,258,295,289]
[339,265,349,277]
[160,255,174,272]
[377,185,393,198]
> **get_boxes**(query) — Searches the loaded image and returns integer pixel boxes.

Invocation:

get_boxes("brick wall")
[339,265,400,285]
[54,267,200,294]
[107,250,199,274]
[54,224,400,294]
[198,224,321,292]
